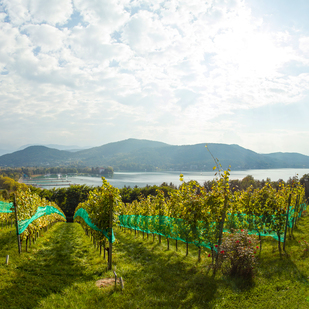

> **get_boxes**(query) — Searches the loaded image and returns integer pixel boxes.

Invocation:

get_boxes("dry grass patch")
[95,278,116,288]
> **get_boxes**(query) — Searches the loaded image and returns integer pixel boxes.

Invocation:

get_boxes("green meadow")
[0,217,308,309]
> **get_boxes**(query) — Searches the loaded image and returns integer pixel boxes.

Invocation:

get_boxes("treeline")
[0,166,113,179]
[118,182,177,203]
[0,168,24,181]
[113,163,157,172]
[203,174,309,192]
[27,166,113,176]
[29,185,92,222]
[88,166,113,175]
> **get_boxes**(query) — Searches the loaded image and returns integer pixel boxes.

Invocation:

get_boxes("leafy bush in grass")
[299,239,309,258]
[217,229,259,279]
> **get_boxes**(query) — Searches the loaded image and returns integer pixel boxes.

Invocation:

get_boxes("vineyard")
[0,172,309,308]
[0,171,307,263]
[73,171,306,263]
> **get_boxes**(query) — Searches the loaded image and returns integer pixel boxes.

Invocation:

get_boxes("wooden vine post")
[13,194,22,254]
[159,210,162,245]
[277,233,282,258]
[283,194,291,251]
[108,195,113,270]
[294,195,300,228]
[291,195,299,237]
[214,194,228,275]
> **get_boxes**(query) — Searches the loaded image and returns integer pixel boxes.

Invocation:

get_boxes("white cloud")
[299,36,309,54]
[238,130,309,155]
[1,0,31,26]
[74,0,130,30]
[2,0,73,26]
[22,24,66,52]
[1,0,309,154]
[29,0,73,25]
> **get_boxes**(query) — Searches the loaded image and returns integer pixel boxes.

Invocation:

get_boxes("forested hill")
[0,146,71,167]
[1,138,309,171]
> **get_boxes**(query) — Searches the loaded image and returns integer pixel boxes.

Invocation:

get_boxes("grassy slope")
[0,217,308,309]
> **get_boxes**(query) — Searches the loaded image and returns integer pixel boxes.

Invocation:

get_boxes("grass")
[0,216,309,309]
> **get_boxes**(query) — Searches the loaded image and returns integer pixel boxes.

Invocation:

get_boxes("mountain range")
[0,138,309,171]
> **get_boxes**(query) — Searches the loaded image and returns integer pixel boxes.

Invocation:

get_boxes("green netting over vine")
[0,201,13,213]
[224,203,307,242]
[118,214,216,249]
[118,203,307,246]
[74,208,115,243]
[18,206,66,235]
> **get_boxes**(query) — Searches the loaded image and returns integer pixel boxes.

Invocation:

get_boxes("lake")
[42,168,309,189]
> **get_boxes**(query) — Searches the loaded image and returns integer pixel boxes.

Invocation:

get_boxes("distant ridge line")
[1,138,309,171]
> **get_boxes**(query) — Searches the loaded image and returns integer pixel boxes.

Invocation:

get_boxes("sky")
[1,0,309,155]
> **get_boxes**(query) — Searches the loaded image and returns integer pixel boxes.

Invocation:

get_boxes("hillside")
[1,138,309,171]
[0,146,72,167]
[18,144,86,152]
[72,138,170,163]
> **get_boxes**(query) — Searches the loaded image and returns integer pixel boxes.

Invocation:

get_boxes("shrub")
[217,229,259,279]
[299,239,309,257]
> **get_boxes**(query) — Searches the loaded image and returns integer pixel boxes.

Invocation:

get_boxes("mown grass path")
[0,219,309,309]
[0,222,106,309]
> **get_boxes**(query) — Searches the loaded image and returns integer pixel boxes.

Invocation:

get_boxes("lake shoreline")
[22,168,309,189]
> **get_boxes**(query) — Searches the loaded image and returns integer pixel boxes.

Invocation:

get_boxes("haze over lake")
[41,168,309,189]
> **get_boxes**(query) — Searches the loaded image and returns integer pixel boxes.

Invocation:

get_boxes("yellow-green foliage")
[0,192,13,223]
[0,176,28,193]
[15,189,66,240]
[74,177,123,241]
[0,176,29,223]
